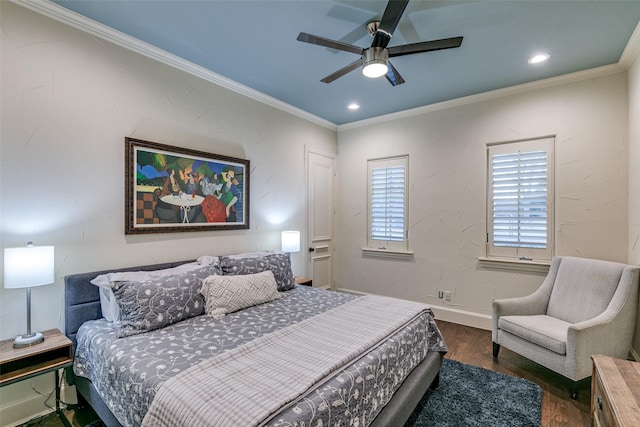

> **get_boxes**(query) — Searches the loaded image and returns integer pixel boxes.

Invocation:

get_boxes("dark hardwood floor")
[19,320,591,427]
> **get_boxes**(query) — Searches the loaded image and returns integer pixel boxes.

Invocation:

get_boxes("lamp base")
[13,332,45,348]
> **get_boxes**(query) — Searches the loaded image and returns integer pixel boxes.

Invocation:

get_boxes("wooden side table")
[0,328,73,426]
[591,354,640,427]
[295,276,313,286]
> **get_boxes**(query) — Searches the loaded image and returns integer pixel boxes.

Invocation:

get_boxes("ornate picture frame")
[125,137,250,234]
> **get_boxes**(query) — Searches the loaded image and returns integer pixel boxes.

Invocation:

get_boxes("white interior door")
[306,149,336,289]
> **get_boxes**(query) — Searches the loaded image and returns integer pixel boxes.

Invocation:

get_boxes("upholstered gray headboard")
[64,260,194,349]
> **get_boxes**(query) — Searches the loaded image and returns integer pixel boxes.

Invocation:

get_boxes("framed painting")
[125,137,250,234]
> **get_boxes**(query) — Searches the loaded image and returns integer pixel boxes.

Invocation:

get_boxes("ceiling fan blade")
[388,36,463,57]
[297,32,363,55]
[320,59,363,83]
[372,0,410,48]
[385,61,405,86]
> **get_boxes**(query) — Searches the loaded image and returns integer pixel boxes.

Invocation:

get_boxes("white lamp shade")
[4,245,55,289]
[281,231,300,253]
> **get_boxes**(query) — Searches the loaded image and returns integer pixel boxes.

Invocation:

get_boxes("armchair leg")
[569,381,578,399]
[492,342,500,358]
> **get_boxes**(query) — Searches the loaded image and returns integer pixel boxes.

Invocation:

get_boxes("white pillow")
[91,258,218,321]
[201,270,281,318]
[197,255,220,266]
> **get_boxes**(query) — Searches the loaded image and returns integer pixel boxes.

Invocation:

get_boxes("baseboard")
[630,348,640,362]
[337,287,492,330]
[429,305,492,331]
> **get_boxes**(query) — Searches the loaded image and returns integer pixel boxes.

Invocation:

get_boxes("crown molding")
[13,0,337,131]
[12,0,640,132]
[620,19,640,69]
[340,19,640,131]
[338,62,624,131]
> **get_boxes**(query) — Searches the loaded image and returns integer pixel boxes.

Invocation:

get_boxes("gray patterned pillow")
[220,251,295,291]
[201,270,281,318]
[111,264,219,338]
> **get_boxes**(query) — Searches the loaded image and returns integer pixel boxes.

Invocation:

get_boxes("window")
[366,155,409,254]
[486,137,554,262]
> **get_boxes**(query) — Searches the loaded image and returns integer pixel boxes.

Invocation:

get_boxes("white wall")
[337,72,629,327]
[629,47,640,265]
[628,41,640,354]
[0,3,336,424]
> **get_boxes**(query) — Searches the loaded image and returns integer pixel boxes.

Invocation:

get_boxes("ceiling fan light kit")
[297,0,463,86]
[362,48,389,78]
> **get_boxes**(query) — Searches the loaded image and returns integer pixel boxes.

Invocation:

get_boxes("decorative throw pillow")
[91,257,221,322]
[219,251,295,291]
[111,264,219,338]
[201,270,281,318]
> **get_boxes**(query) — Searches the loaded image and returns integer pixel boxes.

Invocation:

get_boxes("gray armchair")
[492,256,639,398]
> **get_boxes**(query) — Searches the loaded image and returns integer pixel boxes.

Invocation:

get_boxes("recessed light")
[347,103,360,110]
[528,53,550,64]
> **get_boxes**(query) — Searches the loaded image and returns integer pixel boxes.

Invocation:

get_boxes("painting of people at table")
[134,148,246,227]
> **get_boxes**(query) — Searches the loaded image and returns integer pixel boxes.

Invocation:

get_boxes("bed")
[64,254,447,427]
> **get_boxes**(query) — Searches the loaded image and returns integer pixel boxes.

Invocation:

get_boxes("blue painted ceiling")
[52,1,640,125]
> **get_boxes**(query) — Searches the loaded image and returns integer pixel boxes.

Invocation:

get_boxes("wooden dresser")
[591,354,640,427]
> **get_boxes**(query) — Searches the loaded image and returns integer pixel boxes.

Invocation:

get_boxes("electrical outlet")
[444,291,452,302]
[438,290,444,299]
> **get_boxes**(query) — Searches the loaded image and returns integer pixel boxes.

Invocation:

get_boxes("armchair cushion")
[499,315,570,355]
[546,257,625,324]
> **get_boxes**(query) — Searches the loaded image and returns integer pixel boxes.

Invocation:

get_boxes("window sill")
[362,248,414,260]
[478,257,551,273]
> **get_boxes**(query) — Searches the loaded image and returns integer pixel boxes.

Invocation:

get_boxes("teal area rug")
[406,358,543,426]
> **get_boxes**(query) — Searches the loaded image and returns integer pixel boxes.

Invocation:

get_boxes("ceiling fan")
[297,0,463,86]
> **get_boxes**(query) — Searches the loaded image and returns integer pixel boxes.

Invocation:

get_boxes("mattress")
[73,285,447,427]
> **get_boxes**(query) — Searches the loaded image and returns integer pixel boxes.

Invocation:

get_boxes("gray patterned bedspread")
[73,286,447,427]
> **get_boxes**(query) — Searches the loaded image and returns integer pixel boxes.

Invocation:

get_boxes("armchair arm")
[566,265,640,380]
[567,311,632,380]
[492,257,561,340]
[493,292,549,317]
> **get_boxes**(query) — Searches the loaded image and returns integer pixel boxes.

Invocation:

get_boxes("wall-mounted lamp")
[281,230,301,253]
[4,242,55,348]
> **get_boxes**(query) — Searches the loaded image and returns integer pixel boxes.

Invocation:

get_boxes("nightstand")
[295,276,312,286]
[591,354,640,427]
[0,328,73,426]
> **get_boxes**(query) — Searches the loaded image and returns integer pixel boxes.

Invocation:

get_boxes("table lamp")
[4,242,55,348]
[281,230,300,253]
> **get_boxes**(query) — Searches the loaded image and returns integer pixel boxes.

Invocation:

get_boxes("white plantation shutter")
[487,138,554,261]
[368,156,408,251]
[492,150,547,248]
[371,166,405,241]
